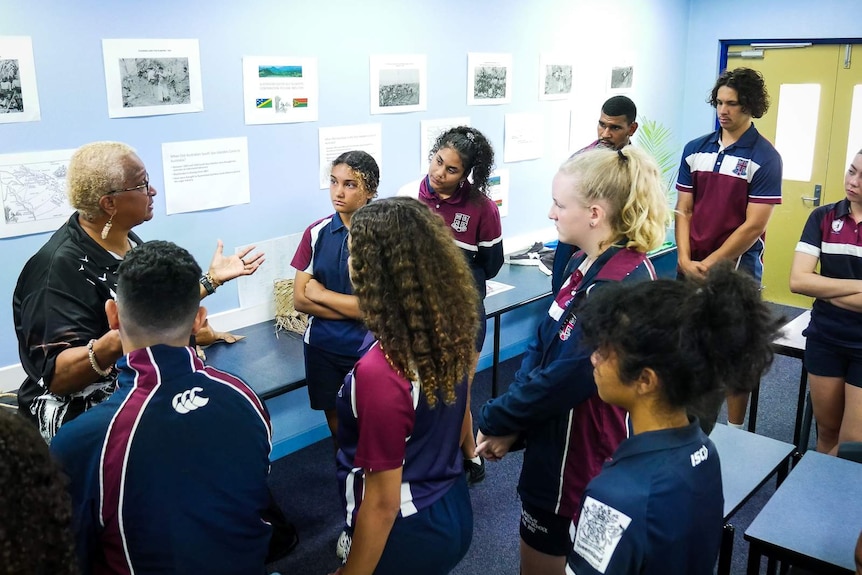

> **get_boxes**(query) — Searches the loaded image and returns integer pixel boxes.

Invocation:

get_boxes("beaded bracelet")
[200,272,222,295]
[87,339,113,377]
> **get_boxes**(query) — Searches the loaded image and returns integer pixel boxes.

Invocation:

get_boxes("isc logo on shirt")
[690,445,709,467]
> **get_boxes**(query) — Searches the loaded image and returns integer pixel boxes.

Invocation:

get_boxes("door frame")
[718,38,862,128]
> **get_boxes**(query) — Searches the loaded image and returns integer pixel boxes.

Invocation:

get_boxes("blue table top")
[202,263,554,400]
[744,450,862,573]
[709,424,795,519]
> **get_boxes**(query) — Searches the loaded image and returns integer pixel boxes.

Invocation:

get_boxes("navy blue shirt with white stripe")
[291,214,369,357]
[796,198,862,348]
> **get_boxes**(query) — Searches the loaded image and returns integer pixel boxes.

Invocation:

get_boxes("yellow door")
[727,43,862,306]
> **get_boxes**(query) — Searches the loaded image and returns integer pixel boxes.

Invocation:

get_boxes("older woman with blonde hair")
[14,141,262,441]
[476,146,668,575]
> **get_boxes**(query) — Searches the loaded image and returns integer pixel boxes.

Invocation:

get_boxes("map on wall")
[0,149,75,238]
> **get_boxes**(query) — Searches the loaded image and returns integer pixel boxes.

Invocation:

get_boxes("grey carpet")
[266,303,811,575]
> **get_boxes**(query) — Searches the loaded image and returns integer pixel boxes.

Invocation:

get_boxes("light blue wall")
[0,0,690,369]
[681,0,861,144]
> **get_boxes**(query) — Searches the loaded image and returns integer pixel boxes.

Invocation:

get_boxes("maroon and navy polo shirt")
[796,198,862,348]
[676,124,782,281]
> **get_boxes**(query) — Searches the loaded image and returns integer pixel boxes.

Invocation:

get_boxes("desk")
[745,451,862,574]
[203,264,553,401]
[203,321,306,400]
[772,310,811,452]
[485,264,553,396]
[710,424,796,575]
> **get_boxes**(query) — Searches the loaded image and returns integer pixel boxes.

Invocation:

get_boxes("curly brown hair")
[708,67,770,118]
[0,410,78,574]
[349,197,479,407]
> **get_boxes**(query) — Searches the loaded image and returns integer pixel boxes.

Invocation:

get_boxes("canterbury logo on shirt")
[172,387,209,414]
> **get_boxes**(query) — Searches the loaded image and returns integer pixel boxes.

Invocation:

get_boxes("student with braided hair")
[291,151,379,446]
[418,125,503,485]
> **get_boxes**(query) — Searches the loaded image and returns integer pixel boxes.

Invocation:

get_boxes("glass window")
[774,83,821,182]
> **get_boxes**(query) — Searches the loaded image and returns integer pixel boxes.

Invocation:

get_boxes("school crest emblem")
[832,219,844,233]
[732,159,749,176]
[452,213,470,233]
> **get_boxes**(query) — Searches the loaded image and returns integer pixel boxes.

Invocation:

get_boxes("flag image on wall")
[256,98,272,108]
[293,98,308,108]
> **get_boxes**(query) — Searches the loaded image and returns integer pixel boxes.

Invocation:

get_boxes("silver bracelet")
[87,339,113,377]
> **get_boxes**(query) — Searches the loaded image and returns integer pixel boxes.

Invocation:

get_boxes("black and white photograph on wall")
[119,58,190,108]
[0,59,23,113]
[610,65,634,91]
[543,65,572,96]
[378,68,420,107]
[467,52,512,105]
[369,54,427,115]
[0,36,40,123]
[102,38,203,118]
[538,54,575,101]
[474,67,507,99]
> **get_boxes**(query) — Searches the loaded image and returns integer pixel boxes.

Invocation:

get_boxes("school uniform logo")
[451,213,470,233]
[732,159,749,176]
[573,496,632,573]
[832,219,844,233]
[558,312,577,341]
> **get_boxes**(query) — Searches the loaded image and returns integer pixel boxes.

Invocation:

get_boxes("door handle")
[801,184,822,207]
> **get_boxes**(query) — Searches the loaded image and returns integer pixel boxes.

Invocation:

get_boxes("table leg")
[793,367,809,452]
[748,383,760,433]
[492,315,501,398]
[747,545,762,575]
[718,523,735,575]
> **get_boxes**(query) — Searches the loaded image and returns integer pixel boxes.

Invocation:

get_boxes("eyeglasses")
[108,172,150,195]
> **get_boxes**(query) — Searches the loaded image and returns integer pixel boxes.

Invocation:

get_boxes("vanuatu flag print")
[256,98,273,108]
[292,98,308,108]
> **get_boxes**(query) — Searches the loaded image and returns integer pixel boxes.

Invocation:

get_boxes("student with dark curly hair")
[477,146,668,575]
[0,409,77,575]
[675,67,782,430]
[416,125,503,485]
[330,197,478,575]
[568,264,781,574]
[291,151,378,446]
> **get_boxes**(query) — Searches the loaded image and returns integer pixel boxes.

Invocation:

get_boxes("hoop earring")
[101,216,113,240]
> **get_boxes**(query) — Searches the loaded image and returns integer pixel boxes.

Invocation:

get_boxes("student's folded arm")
[789,251,862,299]
[303,278,363,320]
[292,270,351,320]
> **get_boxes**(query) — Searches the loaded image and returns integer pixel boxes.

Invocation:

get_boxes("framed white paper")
[161,137,250,214]
[102,39,203,118]
[488,169,509,218]
[539,53,574,101]
[419,117,470,175]
[370,54,426,115]
[242,57,318,125]
[0,149,75,238]
[0,36,40,123]
[318,124,383,189]
[468,53,512,106]
[504,113,544,163]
